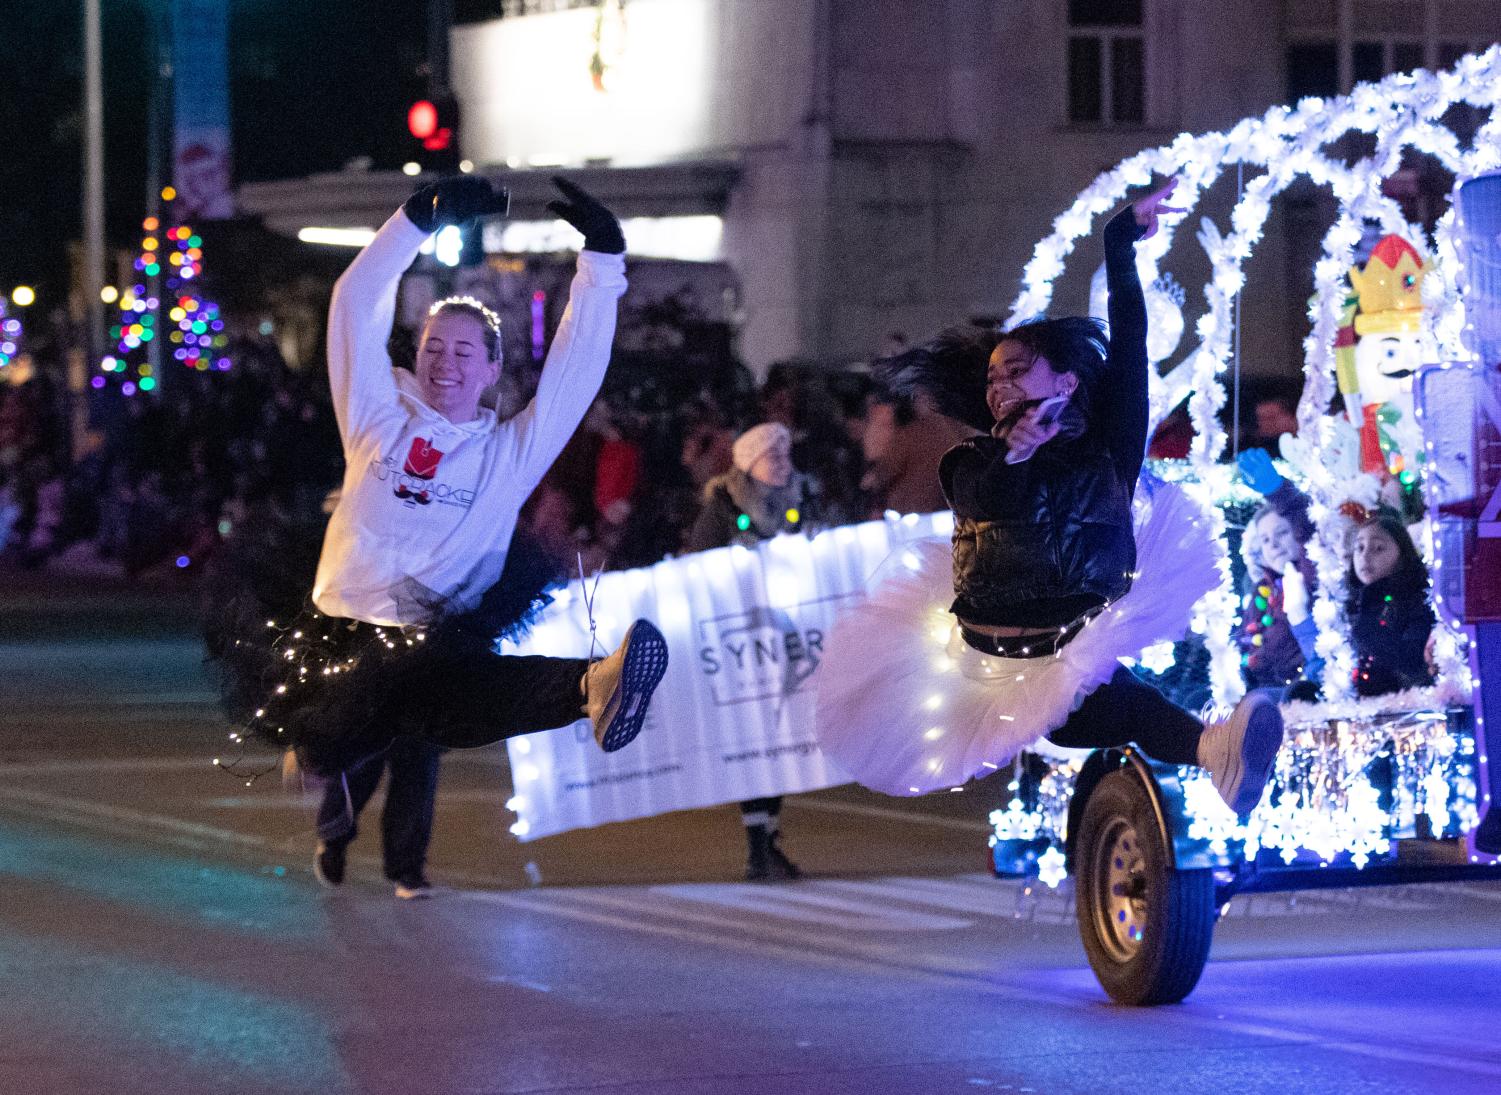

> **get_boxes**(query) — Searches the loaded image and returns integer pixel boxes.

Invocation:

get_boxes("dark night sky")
[0,1,516,306]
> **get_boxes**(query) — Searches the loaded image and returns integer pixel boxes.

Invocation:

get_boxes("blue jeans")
[316,737,444,882]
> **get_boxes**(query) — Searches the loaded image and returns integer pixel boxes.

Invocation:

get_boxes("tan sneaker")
[582,619,669,752]
[280,748,304,790]
[1197,691,1284,816]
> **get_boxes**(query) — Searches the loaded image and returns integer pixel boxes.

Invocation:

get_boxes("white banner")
[501,512,955,839]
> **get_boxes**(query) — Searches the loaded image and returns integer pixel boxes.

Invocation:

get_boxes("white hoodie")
[312,209,627,626]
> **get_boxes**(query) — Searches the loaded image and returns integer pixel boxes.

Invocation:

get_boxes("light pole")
[83,0,104,376]
[145,0,171,389]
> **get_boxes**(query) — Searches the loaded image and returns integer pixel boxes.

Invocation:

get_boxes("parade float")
[986,48,1501,1004]
[502,49,1501,1004]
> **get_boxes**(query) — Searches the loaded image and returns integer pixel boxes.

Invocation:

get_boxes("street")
[4,571,1501,1094]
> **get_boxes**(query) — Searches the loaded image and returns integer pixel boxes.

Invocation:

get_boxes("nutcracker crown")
[1350,235,1428,335]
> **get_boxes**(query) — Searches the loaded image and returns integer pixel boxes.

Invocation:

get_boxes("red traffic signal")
[408,98,455,152]
[408,100,439,140]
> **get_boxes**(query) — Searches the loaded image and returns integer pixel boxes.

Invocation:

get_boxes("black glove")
[402,176,510,233]
[546,176,625,254]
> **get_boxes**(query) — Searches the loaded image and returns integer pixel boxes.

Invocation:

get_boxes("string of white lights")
[1008,47,1500,708]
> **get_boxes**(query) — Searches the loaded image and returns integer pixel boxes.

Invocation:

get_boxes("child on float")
[1344,513,1436,696]
[817,179,1284,816]
[1277,510,1436,700]
[1234,448,1321,693]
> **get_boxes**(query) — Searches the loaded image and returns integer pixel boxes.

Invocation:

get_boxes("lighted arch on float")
[1009,45,1501,468]
[1009,47,1501,704]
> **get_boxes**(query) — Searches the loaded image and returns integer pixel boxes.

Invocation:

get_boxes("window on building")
[1069,0,1143,25]
[1438,39,1495,68]
[1287,35,1439,103]
[1351,38,1426,81]
[1068,0,1146,124]
[1287,41,1339,100]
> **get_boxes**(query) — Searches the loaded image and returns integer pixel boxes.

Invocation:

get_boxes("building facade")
[241,0,1501,380]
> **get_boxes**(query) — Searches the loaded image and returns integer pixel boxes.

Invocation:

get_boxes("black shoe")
[314,840,347,887]
[393,873,434,900]
[745,827,801,882]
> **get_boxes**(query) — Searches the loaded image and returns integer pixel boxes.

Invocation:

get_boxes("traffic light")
[408,94,460,171]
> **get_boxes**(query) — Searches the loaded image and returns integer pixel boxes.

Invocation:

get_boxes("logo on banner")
[696,594,857,706]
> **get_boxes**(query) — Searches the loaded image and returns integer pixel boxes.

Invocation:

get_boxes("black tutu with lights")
[203,507,560,776]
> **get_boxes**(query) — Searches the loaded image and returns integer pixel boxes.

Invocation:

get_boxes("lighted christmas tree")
[163,221,229,372]
[99,211,165,395]
[99,188,229,395]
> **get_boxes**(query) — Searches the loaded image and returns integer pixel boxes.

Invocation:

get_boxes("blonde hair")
[427,296,503,362]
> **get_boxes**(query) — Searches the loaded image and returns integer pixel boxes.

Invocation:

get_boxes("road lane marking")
[0,784,277,849]
[0,756,218,776]
[650,880,974,931]
[464,888,996,985]
[787,797,989,832]
[819,876,1074,923]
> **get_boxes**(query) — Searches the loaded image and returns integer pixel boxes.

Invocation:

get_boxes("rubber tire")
[1074,769,1216,1005]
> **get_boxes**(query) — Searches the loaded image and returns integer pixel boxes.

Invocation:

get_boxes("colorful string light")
[100,192,231,393]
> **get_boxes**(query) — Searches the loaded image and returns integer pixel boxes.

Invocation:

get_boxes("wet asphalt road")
[3,569,1501,1094]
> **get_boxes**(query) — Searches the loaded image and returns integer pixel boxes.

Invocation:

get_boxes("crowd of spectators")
[1,326,977,581]
[0,318,1326,590]
[0,337,340,576]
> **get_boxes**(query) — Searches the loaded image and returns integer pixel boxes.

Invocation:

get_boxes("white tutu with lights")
[815,481,1221,796]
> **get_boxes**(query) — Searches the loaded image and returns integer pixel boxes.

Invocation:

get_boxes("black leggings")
[393,651,593,749]
[1045,666,1202,765]
[307,650,592,774]
[740,797,783,824]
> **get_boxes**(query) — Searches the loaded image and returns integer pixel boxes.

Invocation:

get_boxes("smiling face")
[1352,523,1401,586]
[1257,510,1305,573]
[986,340,1076,430]
[415,311,500,423]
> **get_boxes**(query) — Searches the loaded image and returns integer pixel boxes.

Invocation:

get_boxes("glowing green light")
[138,376,156,391]
[736,514,751,532]
[144,263,160,276]
[1261,614,1274,627]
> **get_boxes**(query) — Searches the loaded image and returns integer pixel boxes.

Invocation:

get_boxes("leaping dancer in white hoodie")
[220,175,667,780]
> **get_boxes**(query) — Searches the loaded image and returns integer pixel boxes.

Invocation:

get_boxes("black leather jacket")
[940,207,1148,628]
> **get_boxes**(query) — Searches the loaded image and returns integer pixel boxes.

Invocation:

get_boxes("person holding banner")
[211,175,668,800]
[817,178,1284,816]
[686,421,818,880]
